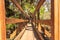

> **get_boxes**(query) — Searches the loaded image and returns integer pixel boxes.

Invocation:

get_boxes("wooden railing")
[6,18,28,40]
[6,18,28,24]
[33,20,52,26]
[33,19,52,40]
[41,25,51,38]
[32,23,44,40]
[14,28,26,40]
[44,29,51,38]
[8,21,27,40]
[33,27,44,40]
[10,29,17,40]
[0,0,55,40]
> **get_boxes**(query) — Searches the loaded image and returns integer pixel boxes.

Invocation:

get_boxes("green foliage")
[6,24,16,30]
[29,5,35,13]
[39,6,45,19]
[23,3,30,10]
[40,6,45,15]
[23,3,35,13]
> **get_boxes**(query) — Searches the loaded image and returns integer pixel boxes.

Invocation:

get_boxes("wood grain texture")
[0,0,6,40]
[58,0,60,40]
[54,0,59,40]
[6,18,28,24]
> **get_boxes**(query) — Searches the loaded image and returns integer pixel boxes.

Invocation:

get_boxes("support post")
[0,0,6,40]
[51,0,54,40]
[54,0,59,40]
[58,0,60,40]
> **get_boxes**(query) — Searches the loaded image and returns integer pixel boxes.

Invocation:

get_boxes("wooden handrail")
[41,25,51,38]
[32,24,44,40]
[10,29,17,40]
[33,20,52,26]
[45,29,51,38]
[6,18,28,24]
[14,28,26,40]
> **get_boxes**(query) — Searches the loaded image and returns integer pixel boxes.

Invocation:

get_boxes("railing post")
[58,0,60,40]
[0,0,6,40]
[54,0,59,40]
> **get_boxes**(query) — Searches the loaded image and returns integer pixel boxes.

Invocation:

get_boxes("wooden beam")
[0,0,6,40]
[38,20,51,25]
[32,0,45,18]
[11,0,29,18]
[14,28,26,40]
[40,24,51,38]
[11,0,24,14]
[58,0,60,40]
[54,0,59,40]
[10,29,17,40]
[45,29,51,38]
[51,0,54,40]
[6,18,28,24]
[33,25,44,40]
[33,20,51,26]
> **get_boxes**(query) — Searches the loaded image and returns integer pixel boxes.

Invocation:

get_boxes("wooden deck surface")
[20,23,39,40]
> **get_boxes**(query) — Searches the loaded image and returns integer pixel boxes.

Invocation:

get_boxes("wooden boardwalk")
[20,23,39,40]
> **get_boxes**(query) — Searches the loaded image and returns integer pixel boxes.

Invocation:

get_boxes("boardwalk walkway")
[20,23,39,40]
